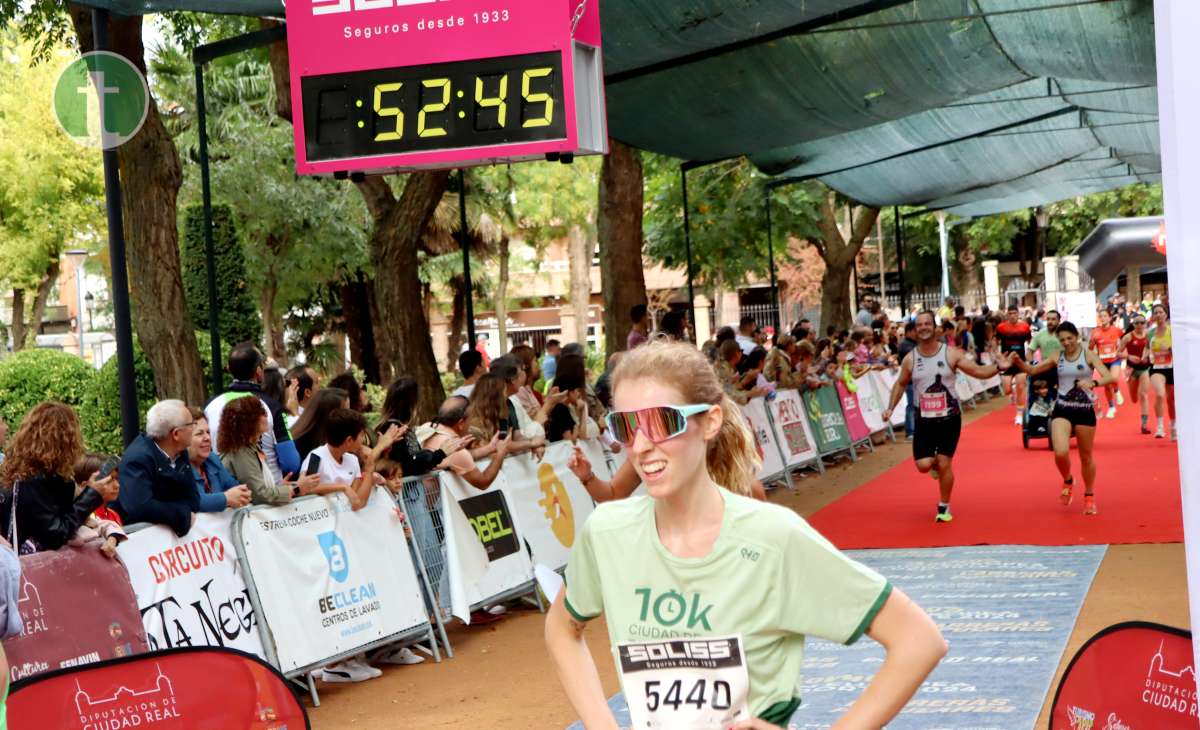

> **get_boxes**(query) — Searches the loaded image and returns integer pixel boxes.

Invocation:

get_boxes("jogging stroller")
[1022,380,1054,449]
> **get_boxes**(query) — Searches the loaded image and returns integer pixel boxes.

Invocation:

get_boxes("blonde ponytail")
[612,341,761,495]
[707,393,761,497]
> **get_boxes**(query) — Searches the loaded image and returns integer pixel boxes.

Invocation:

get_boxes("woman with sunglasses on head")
[546,341,946,730]
[1148,304,1176,440]
[1017,321,1115,515]
[1118,315,1153,435]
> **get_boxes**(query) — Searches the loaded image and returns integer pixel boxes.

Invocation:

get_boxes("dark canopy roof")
[87,0,1158,216]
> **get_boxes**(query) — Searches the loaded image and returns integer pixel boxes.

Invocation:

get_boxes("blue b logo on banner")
[317,531,349,583]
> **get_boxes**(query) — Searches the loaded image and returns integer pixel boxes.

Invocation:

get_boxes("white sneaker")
[350,657,383,678]
[486,605,507,616]
[318,661,378,683]
[1117,391,1125,405]
[374,646,425,665]
[1014,413,1023,425]
[1172,426,1178,441]
[1156,425,1166,439]
[1106,406,1117,419]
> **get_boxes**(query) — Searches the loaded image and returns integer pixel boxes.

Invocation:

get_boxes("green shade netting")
[82,0,1158,217]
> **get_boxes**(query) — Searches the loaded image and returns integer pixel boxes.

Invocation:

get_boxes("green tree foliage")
[181,203,261,345]
[79,345,156,454]
[0,40,104,309]
[0,348,94,432]
[643,155,822,290]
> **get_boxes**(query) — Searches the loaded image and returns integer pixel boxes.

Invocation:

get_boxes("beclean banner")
[236,488,430,674]
[440,466,536,619]
[118,513,264,659]
[872,369,908,429]
[2,547,148,683]
[854,373,889,435]
[835,380,871,443]
[498,441,602,571]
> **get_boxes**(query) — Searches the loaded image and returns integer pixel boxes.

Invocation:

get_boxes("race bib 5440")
[616,635,750,729]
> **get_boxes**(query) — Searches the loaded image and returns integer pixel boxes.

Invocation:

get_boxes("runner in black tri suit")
[884,311,1013,523]
[994,305,1032,425]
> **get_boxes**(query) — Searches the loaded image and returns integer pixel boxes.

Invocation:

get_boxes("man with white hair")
[115,399,201,536]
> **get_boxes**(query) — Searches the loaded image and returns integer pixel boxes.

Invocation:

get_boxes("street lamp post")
[64,249,89,362]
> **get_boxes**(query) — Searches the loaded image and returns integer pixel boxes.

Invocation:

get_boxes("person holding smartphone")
[298,409,380,511]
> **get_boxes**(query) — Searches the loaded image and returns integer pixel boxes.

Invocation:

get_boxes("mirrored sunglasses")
[605,404,714,447]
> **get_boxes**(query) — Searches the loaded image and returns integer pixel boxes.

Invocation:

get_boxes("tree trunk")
[446,273,467,372]
[355,173,449,421]
[340,273,381,383]
[813,190,879,332]
[598,139,647,355]
[10,289,25,352]
[567,225,592,346]
[950,229,983,306]
[71,8,206,403]
[261,279,287,365]
[28,258,61,346]
[495,235,510,350]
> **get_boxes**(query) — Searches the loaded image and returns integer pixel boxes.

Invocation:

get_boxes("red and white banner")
[767,389,820,469]
[1052,622,1199,729]
[8,647,307,730]
[742,396,786,479]
[854,373,889,435]
[236,488,430,674]
[2,547,148,683]
[119,513,264,659]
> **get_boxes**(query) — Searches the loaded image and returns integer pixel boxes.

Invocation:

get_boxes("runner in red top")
[1118,315,1152,434]
[1088,308,1125,419]
[995,306,1032,425]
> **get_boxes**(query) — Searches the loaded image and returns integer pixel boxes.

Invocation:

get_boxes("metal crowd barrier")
[229,494,444,706]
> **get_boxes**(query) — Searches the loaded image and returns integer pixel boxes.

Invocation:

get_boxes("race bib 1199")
[616,635,750,729]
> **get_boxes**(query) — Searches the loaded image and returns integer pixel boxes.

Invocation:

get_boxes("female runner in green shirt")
[545,341,946,729]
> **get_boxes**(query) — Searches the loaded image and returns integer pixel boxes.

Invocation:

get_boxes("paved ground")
[308,397,1190,729]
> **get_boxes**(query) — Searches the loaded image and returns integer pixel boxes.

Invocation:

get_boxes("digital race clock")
[284,0,607,176]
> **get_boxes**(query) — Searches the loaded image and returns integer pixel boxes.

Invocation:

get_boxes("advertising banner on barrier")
[1051,622,1197,729]
[118,513,264,659]
[237,489,429,674]
[2,547,148,683]
[8,647,308,730]
[852,374,888,436]
[441,469,536,620]
[872,369,908,428]
[955,372,976,404]
[967,373,987,396]
[742,397,786,478]
[803,386,853,455]
[768,390,820,469]
[835,381,871,443]
[495,442,602,572]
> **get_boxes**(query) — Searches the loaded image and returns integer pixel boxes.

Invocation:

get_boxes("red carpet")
[809,383,1183,549]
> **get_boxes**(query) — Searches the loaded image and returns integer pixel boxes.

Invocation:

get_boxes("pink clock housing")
[284,0,607,176]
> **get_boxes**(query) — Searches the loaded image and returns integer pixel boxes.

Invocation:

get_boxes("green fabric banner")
[802,387,852,455]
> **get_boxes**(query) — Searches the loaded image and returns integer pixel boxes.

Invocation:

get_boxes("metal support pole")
[93,8,139,445]
[195,62,223,397]
[680,167,696,340]
[937,211,951,300]
[73,262,87,359]
[894,206,909,316]
[763,189,781,335]
[459,170,476,346]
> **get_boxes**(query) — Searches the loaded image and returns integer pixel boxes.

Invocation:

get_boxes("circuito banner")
[118,513,264,659]
[872,369,908,428]
[8,647,308,730]
[803,386,853,455]
[854,373,888,435]
[2,546,148,683]
[1051,621,1199,729]
[235,488,430,674]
